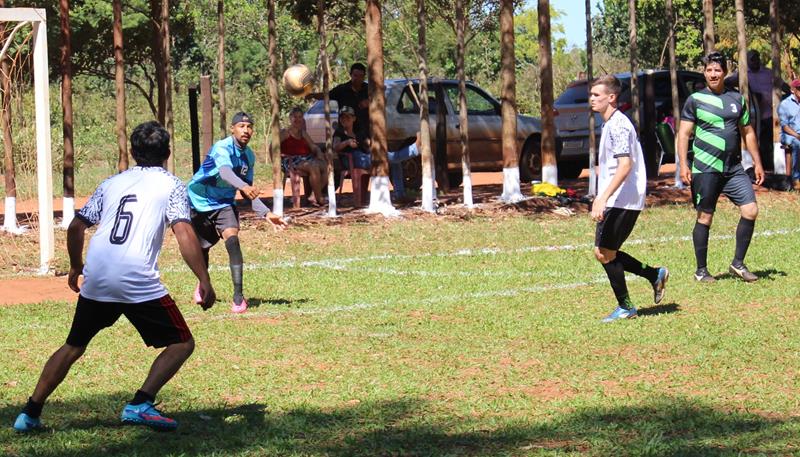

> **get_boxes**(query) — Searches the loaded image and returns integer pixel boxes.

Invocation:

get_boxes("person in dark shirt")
[677,52,764,284]
[309,63,369,136]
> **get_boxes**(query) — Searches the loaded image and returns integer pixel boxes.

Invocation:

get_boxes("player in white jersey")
[13,122,216,433]
[589,75,669,323]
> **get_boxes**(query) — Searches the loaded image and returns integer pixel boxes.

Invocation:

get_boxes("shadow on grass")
[638,302,680,317]
[3,394,798,456]
[716,268,787,282]
[245,297,309,308]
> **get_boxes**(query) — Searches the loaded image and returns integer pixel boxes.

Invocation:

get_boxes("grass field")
[2,192,800,456]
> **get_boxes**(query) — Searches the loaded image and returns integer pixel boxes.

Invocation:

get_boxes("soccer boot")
[694,267,716,283]
[729,263,758,282]
[652,267,669,304]
[13,412,42,433]
[602,306,638,323]
[193,284,203,304]
[121,401,178,431]
[231,297,248,314]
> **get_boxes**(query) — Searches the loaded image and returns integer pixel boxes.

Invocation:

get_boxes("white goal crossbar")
[0,8,53,274]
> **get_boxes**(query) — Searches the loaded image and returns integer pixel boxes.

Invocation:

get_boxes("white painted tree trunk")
[462,173,474,208]
[272,188,284,217]
[326,178,337,217]
[772,143,787,174]
[421,173,435,212]
[60,196,74,228]
[500,167,524,202]
[2,196,26,234]
[542,164,558,186]
[366,175,399,216]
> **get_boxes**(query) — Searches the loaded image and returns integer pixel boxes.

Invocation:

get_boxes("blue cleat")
[602,306,637,323]
[652,267,669,304]
[13,412,42,433]
[121,401,178,431]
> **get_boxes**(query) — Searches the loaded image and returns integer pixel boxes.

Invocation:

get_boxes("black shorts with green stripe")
[690,164,756,214]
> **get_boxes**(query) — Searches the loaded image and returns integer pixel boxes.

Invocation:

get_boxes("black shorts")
[191,206,240,249]
[691,166,756,213]
[66,295,192,348]
[595,207,641,251]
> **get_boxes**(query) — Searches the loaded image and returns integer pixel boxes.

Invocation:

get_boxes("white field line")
[163,227,800,275]
[191,276,613,322]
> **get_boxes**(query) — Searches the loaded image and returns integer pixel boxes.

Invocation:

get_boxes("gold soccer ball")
[282,64,314,97]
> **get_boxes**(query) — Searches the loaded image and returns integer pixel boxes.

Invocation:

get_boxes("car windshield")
[307,100,339,114]
[555,82,589,105]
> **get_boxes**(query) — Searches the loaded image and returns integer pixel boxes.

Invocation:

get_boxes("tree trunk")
[317,0,336,216]
[500,0,522,201]
[666,0,683,188]
[735,0,749,105]
[267,0,284,216]
[628,0,639,133]
[770,0,782,170]
[162,0,175,173]
[585,0,596,195]
[365,0,395,214]
[455,0,472,206]
[417,0,435,212]
[149,0,165,124]
[703,0,715,55]
[217,0,227,137]
[539,0,557,186]
[59,0,75,228]
[112,0,127,173]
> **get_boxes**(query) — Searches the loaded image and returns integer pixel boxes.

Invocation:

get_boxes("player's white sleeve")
[166,180,192,225]
[77,184,104,226]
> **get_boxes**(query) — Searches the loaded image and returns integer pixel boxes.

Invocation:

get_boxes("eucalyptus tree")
[59,0,75,225]
[217,0,226,139]
[112,0,127,174]
[539,0,557,185]
[499,0,523,202]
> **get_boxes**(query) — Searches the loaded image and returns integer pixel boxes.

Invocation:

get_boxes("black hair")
[130,121,170,166]
[703,52,728,73]
[350,63,366,74]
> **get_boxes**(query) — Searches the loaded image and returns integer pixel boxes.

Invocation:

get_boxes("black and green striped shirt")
[680,88,749,174]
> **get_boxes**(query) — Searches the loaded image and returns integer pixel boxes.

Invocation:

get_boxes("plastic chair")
[654,121,675,168]
[338,151,370,207]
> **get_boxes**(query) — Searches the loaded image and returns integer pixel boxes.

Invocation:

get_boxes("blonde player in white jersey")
[13,122,215,433]
[589,75,669,323]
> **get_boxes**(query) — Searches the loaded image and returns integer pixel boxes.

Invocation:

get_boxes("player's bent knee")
[594,247,615,264]
[696,211,713,225]
[740,203,758,220]
[62,344,86,362]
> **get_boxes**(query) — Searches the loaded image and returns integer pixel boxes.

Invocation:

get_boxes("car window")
[682,76,706,96]
[306,100,338,114]
[555,82,589,105]
[397,85,439,114]
[444,85,498,115]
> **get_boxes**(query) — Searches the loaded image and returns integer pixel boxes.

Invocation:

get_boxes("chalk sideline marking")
[164,227,800,275]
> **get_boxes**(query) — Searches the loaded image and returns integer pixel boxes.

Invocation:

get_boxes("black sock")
[22,397,43,418]
[733,217,755,267]
[693,222,710,270]
[225,236,244,305]
[602,259,630,308]
[616,251,659,282]
[130,390,154,406]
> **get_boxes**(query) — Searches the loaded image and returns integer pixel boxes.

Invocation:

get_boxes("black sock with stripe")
[616,251,659,282]
[693,222,710,270]
[602,259,631,309]
[733,217,755,267]
[225,236,244,305]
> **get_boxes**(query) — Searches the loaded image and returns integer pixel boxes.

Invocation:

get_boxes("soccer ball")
[282,64,314,97]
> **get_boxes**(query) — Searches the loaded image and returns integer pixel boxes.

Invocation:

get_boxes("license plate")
[563,140,583,149]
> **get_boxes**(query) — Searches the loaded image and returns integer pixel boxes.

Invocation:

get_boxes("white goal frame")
[0,8,53,274]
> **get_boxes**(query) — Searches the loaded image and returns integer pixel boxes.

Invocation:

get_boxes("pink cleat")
[193,284,203,304]
[231,297,248,314]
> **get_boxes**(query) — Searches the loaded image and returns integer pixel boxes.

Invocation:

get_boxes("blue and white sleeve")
[166,180,192,226]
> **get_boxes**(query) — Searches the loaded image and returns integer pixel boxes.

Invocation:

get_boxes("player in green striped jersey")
[677,52,764,283]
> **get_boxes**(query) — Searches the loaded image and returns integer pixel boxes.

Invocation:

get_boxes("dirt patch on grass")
[0,276,77,306]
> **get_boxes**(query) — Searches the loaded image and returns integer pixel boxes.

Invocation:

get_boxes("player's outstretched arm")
[172,222,216,310]
[676,120,695,185]
[740,123,765,185]
[66,217,89,293]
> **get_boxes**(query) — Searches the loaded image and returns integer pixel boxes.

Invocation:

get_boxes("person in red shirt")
[280,107,328,206]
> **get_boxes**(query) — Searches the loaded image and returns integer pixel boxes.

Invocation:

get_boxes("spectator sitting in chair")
[333,105,421,201]
[280,107,328,206]
[778,79,800,191]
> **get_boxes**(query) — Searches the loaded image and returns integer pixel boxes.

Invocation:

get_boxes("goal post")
[0,8,54,274]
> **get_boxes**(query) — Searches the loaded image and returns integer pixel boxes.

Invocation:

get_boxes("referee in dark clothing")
[309,63,370,137]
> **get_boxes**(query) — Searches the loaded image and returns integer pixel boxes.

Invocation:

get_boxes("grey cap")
[339,105,356,117]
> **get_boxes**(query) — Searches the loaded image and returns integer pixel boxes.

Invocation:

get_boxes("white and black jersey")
[598,110,647,211]
[76,167,191,303]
